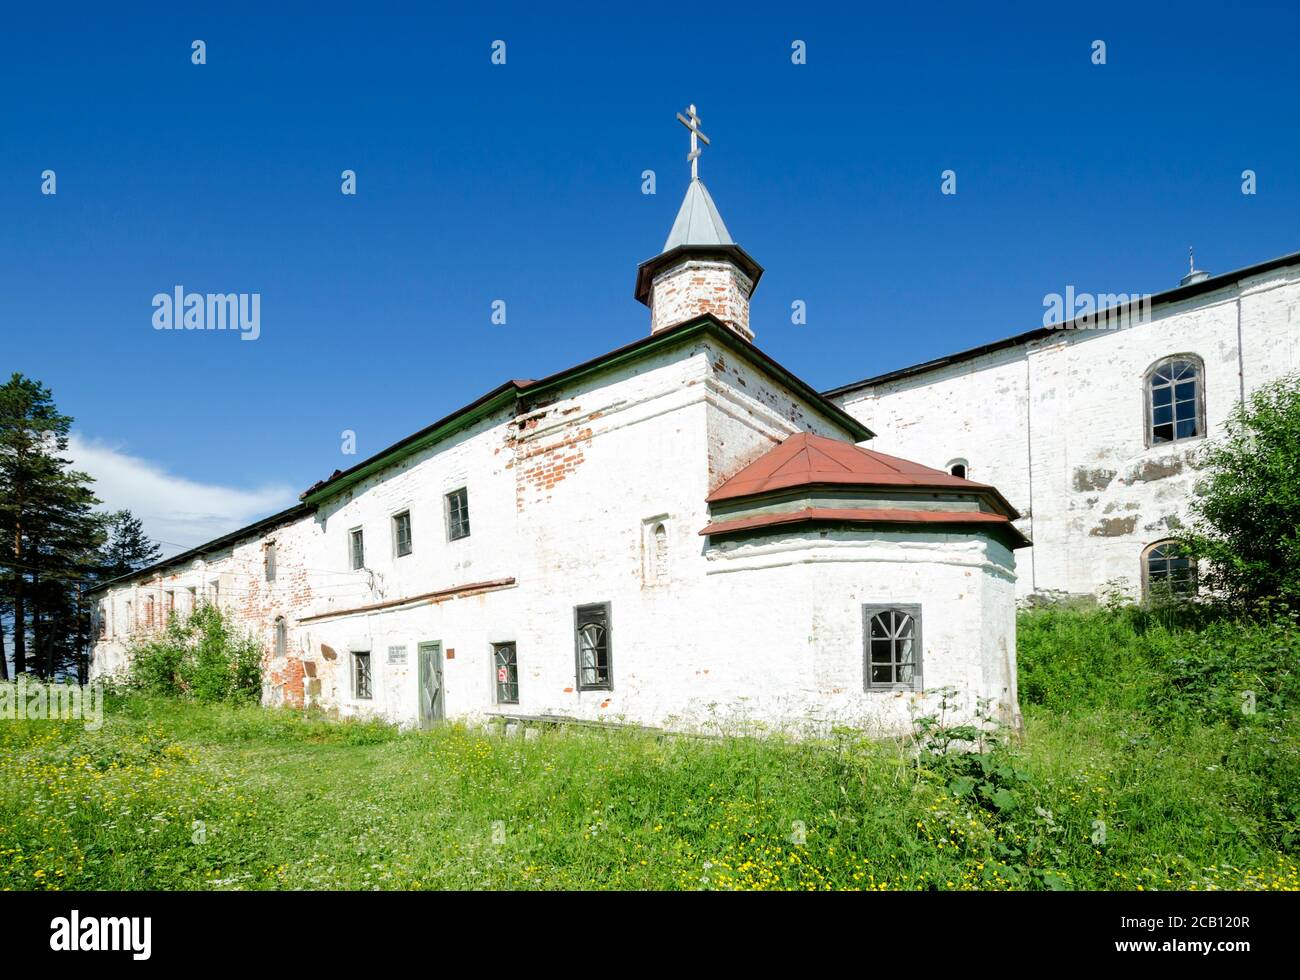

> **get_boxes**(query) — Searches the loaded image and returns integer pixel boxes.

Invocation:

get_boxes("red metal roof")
[707,431,1015,514]
[698,506,1030,548]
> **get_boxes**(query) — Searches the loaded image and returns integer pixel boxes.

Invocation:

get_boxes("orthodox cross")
[675,104,710,181]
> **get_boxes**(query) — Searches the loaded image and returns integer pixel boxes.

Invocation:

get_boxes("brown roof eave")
[705,480,1021,521]
[699,506,1032,549]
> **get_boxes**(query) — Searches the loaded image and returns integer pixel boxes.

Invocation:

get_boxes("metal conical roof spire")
[663,178,734,250]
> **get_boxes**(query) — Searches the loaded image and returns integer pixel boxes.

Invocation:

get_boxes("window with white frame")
[1145,355,1205,446]
[863,605,923,691]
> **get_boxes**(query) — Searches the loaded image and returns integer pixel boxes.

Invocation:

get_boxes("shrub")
[1142,606,1300,727]
[125,604,263,703]
[1185,374,1300,605]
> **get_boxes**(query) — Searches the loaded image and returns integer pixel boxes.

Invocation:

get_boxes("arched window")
[274,617,287,658]
[575,603,612,691]
[1145,355,1204,446]
[1143,540,1196,597]
[862,605,923,691]
[653,523,668,580]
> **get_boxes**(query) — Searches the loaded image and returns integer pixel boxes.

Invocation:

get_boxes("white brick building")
[825,252,1300,601]
[89,173,1028,735]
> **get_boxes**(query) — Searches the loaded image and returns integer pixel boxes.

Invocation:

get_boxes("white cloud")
[68,433,297,558]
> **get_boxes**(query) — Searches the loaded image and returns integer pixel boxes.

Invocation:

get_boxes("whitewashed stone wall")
[696,529,1019,735]
[90,509,317,702]
[831,263,1300,600]
[90,330,1021,735]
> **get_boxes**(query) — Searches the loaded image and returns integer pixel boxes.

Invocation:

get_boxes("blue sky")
[3,1,1298,554]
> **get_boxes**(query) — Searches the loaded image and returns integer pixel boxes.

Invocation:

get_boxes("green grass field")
[2,606,1297,890]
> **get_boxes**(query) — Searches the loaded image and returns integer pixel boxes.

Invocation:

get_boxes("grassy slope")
[1,607,1297,891]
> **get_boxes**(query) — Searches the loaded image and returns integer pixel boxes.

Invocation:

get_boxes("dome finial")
[1181,246,1210,286]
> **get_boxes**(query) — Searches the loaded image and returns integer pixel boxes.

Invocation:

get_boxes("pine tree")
[100,510,163,580]
[0,373,102,677]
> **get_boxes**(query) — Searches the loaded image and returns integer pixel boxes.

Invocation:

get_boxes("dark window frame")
[353,650,373,700]
[349,526,365,570]
[274,617,287,658]
[1144,354,1206,448]
[493,641,519,704]
[392,510,413,558]
[446,487,471,541]
[1142,539,1198,598]
[264,540,277,582]
[862,604,924,692]
[574,602,613,692]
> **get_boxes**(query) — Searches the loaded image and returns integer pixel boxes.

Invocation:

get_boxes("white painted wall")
[90,330,1021,736]
[831,263,1300,599]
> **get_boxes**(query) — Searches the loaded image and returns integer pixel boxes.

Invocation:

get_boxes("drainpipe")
[1235,293,1246,405]
[1025,353,1037,593]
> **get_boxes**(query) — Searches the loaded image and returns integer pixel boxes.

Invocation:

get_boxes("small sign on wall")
[387,645,408,665]
[446,647,455,660]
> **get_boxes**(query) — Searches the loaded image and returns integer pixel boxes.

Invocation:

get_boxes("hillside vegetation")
[1,605,1296,890]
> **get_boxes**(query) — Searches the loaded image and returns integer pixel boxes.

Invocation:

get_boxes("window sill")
[1143,433,1206,452]
[865,685,924,694]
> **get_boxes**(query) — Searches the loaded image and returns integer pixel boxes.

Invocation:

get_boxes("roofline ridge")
[822,247,1300,397]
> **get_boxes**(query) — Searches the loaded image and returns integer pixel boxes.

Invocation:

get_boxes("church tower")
[635,105,763,342]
